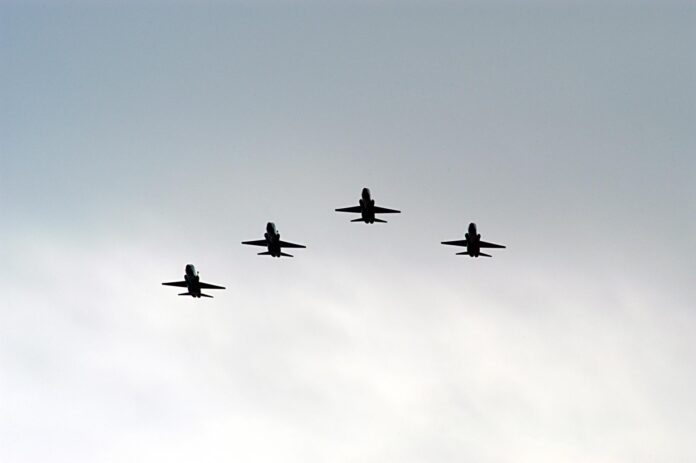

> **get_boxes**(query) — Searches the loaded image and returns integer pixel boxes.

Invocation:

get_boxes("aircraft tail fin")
[279,252,294,257]
[373,218,387,223]
[178,292,191,296]
[257,251,272,256]
[200,293,214,298]
[479,252,492,257]
[351,218,365,223]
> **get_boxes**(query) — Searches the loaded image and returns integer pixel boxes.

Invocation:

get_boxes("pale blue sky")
[1,2,694,462]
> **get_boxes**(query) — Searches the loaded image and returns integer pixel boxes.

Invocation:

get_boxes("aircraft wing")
[278,240,306,249]
[335,206,362,213]
[199,282,226,290]
[373,206,401,214]
[479,241,506,249]
[441,240,468,247]
[242,240,268,246]
[162,281,188,287]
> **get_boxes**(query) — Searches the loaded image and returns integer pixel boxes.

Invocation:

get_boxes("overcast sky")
[1,2,694,462]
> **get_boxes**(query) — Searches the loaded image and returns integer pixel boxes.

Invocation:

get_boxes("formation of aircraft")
[242,222,306,258]
[162,188,506,298]
[441,222,506,258]
[162,264,226,298]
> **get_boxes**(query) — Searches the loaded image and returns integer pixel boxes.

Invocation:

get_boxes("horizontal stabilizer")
[479,252,492,257]
[178,292,191,296]
[373,218,387,223]
[456,252,469,256]
[258,251,272,255]
[351,218,365,223]
[279,252,294,257]
[200,293,214,298]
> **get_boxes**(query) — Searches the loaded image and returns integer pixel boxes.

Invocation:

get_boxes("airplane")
[441,222,506,258]
[242,222,306,257]
[162,264,226,298]
[335,187,401,223]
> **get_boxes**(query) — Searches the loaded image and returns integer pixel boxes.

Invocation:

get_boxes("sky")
[1,2,695,462]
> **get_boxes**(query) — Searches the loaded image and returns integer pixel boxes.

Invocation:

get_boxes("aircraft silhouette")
[162,264,226,298]
[441,223,506,258]
[335,187,401,223]
[242,222,306,258]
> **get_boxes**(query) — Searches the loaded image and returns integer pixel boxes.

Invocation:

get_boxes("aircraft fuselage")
[184,264,203,297]
[264,222,283,257]
[358,188,377,223]
[464,222,482,257]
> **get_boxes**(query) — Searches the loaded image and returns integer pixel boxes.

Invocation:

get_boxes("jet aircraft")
[441,223,506,258]
[242,222,306,257]
[162,264,226,298]
[335,187,401,223]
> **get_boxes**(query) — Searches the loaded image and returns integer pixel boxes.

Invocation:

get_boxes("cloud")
[1,232,693,462]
